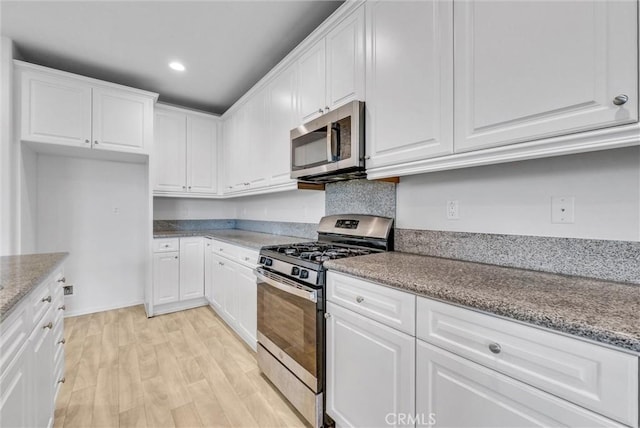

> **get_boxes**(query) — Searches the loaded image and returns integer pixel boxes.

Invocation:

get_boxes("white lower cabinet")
[208,241,258,351]
[326,301,415,428]
[151,237,205,314]
[0,264,66,428]
[326,271,639,428]
[416,341,626,428]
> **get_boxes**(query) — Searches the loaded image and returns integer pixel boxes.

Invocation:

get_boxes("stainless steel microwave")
[290,101,365,182]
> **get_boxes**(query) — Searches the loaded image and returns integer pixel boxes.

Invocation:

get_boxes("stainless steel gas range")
[254,215,394,428]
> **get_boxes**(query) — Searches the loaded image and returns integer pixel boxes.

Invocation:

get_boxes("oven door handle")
[254,268,318,303]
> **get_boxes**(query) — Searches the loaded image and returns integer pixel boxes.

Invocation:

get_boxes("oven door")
[255,267,322,392]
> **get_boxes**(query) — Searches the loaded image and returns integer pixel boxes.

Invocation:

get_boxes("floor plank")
[56,305,309,428]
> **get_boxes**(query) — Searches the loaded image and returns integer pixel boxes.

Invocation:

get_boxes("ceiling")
[0,1,343,114]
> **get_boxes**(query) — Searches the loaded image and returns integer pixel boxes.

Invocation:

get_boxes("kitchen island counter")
[325,251,640,354]
[0,252,68,322]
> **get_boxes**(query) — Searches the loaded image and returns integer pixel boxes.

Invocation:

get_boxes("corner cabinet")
[325,271,639,428]
[297,4,365,123]
[153,105,219,197]
[17,61,156,154]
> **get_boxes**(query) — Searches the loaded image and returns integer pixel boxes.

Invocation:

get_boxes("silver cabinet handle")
[219,248,224,251]
[613,94,628,105]
[318,108,324,114]
[489,343,501,354]
[43,322,53,330]
[57,277,66,283]
[324,106,329,112]
[58,338,66,345]
[182,186,186,190]
[244,257,250,261]
[188,186,192,190]
[42,296,52,303]
[218,261,224,266]
[364,155,371,160]
[164,244,169,248]
[94,140,99,145]
[356,296,364,303]
[58,305,66,311]
[324,313,331,319]
[84,139,90,144]
[174,256,178,259]
[58,377,66,384]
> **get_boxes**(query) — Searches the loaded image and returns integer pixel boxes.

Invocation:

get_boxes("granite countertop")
[154,229,309,250]
[0,252,69,322]
[324,252,640,354]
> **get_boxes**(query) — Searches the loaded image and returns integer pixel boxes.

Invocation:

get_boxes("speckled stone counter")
[324,252,640,354]
[0,253,68,322]
[154,229,308,250]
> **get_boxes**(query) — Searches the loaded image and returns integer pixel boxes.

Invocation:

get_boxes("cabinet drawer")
[0,307,29,372]
[417,340,626,428]
[153,238,179,252]
[212,239,239,260]
[237,247,259,267]
[327,272,415,335]
[31,281,54,326]
[416,297,638,426]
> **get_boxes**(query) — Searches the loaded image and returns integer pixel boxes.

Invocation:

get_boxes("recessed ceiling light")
[169,62,185,72]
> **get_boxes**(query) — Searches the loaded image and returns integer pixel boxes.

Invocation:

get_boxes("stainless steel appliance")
[255,215,394,428]
[290,101,365,183]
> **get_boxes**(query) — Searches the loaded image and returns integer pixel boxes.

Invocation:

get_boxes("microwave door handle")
[331,123,340,161]
[254,268,318,303]
[326,126,333,162]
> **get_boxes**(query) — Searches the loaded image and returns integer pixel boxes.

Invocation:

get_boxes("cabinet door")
[235,264,257,350]
[454,0,638,152]
[0,344,30,428]
[153,109,187,192]
[365,0,454,169]
[30,316,55,428]
[326,302,415,428]
[92,86,153,153]
[297,39,326,123]
[416,340,626,428]
[326,5,365,110]
[244,90,269,189]
[187,115,218,194]
[20,70,92,147]
[152,252,180,305]
[204,241,213,303]
[179,237,205,300]
[210,254,227,312]
[267,66,297,187]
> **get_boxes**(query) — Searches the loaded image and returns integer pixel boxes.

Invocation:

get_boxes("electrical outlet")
[551,196,575,223]
[446,200,459,220]
[63,285,74,296]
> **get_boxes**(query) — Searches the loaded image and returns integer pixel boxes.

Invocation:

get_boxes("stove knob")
[259,256,266,265]
[299,269,309,279]
[265,258,273,267]
[291,267,300,276]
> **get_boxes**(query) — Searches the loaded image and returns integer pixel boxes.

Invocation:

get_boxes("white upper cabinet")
[454,0,638,152]
[266,65,297,187]
[154,109,187,193]
[153,105,219,197]
[18,61,156,154]
[187,115,218,194]
[297,5,365,124]
[365,0,454,170]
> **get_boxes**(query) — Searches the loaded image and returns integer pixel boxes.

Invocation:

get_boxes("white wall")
[235,189,325,223]
[153,197,237,220]
[0,37,15,255]
[397,147,640,241]
[36,155,149,316]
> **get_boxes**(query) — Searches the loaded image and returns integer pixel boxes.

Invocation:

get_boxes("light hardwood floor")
[55,305,308,428]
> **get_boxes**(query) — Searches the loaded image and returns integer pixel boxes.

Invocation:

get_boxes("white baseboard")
[63,299,145,318]
[150,298,209,316]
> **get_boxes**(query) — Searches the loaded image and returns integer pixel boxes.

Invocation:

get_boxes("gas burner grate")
[271,242,375,262]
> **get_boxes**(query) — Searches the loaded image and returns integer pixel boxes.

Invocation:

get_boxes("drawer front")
[153,238,179,252]
[0,307,29,372]
[212,239,240,260]
[327,272,416,335]
[238,247,259,267]
[416,297,638,426]
[31,280,54,326]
